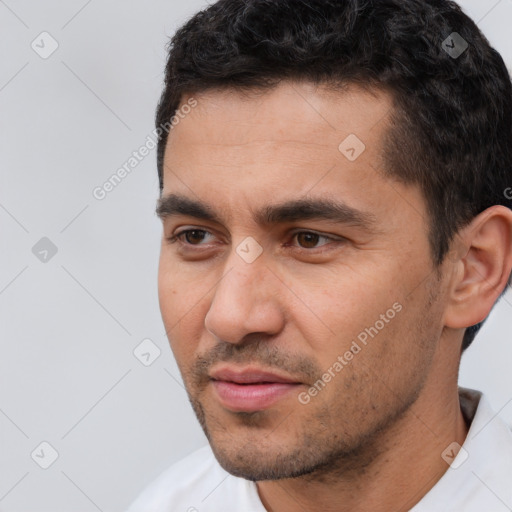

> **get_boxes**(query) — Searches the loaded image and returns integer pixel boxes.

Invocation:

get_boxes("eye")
[289,231,337,249]
[167,228,341,251]
[167,229,214,245]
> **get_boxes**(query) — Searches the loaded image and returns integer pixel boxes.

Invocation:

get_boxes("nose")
[204,252,285,344]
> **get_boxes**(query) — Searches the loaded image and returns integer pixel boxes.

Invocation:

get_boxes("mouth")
[209,366,303,412]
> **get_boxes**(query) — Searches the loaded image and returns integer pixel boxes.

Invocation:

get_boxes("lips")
[210,367,300,385]
[209,366,302,412]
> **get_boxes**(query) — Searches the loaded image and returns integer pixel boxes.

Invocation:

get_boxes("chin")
[211,445,311,481]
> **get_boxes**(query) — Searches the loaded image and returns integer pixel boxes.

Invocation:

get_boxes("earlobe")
[444,205,512,330]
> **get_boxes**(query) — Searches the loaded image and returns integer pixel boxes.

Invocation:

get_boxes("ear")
[444,205,512,330]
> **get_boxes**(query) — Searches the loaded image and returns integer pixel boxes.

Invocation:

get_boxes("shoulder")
[126,445,265,512]
[126,445,220,511]
[411,388,512,512]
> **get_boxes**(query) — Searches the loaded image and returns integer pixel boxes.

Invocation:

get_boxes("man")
[128,0,512,510]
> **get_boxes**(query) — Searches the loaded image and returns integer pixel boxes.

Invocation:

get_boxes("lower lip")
[211,380,301,412]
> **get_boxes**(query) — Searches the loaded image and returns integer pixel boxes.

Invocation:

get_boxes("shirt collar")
[410,386,512,511]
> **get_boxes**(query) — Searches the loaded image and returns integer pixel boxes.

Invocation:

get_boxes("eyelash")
[166,229,341,251]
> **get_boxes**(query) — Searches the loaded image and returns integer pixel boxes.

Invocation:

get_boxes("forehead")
[170,81,393,152]
[159,81,421,231]
[164,81,392,177]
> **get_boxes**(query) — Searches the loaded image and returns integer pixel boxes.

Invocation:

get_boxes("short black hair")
[155,0,512,351]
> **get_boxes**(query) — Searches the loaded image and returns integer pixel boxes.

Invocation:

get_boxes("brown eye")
[296,232,322,249]
[183,230,208,244]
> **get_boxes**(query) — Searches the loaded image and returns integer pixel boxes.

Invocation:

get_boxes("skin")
[157,81,512,512]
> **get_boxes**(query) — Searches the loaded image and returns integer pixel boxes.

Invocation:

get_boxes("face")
[157,81,448,481]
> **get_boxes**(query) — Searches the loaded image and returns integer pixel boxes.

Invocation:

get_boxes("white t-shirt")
[127,387,512,511]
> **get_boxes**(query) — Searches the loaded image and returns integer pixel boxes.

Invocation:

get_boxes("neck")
[256,363,469,512]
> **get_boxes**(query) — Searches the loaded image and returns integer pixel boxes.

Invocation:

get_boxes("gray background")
[0,1,511,510]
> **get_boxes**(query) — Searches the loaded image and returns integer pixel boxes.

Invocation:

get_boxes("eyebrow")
[156,193,376,230]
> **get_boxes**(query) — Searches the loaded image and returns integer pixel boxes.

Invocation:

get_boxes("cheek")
[158,253,203,323]
[157,257,214,359]
[157,262,179,326]
[286,266,404,358]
